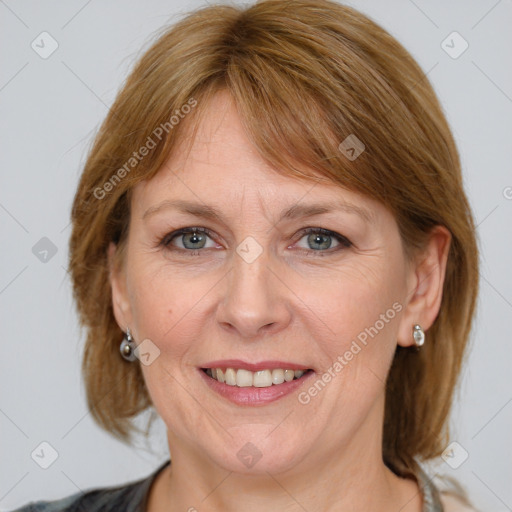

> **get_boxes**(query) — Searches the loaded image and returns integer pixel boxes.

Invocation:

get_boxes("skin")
[108,89,451,512]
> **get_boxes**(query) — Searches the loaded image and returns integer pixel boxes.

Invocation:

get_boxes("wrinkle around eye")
[142,214,376,257]
[155,229,356,263]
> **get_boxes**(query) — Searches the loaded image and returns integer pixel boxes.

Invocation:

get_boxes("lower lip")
[199,369,315,406]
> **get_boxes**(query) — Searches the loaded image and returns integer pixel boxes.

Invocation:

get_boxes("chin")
[209,428,311,475]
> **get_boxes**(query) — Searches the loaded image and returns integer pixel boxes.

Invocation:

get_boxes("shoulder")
[414,465,480,512]
[439,491,480,512]
[9,459,171,512]
[8,475,149,512]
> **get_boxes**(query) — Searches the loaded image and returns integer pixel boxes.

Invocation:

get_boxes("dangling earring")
[412,324,425,348]
[120,327,137,362]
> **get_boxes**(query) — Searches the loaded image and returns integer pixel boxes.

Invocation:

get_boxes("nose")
[216,247,292,339]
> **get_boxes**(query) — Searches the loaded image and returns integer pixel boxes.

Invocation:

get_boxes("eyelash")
[158,226,352,257]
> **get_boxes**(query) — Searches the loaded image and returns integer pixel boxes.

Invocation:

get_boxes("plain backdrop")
[1,0,511,510]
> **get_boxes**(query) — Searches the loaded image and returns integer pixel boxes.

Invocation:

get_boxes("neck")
[150,425,422,512]
[148,391,423,512]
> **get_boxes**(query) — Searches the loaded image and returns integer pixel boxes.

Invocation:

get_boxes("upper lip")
[201,359,312,372]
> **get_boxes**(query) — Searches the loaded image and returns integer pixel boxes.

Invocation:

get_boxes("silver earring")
[412,324,425,347]
[120,327,137,362]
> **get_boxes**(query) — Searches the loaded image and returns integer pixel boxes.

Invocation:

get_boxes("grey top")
[10,460,443,511]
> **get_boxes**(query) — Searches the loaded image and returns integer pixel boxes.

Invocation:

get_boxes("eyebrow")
[142,198,374,224]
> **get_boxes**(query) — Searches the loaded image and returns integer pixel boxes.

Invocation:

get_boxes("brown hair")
[68,0,479,476]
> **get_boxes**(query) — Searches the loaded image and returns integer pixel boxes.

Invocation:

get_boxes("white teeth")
[284,369,295,382]
[224,368,237,386]
[236,369,253,387]
[271,369,285,385]
[206,367,309,387]
[253,370,272,387]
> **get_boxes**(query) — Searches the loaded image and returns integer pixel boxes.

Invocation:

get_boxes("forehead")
[131,90,380,222]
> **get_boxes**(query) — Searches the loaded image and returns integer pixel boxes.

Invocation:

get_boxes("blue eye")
[160,227,215,256]
[159,226,351,257]
[295,227,352,254]
[163,228,213,250]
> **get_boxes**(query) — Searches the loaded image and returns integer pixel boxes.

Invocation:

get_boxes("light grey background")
[1,1,511,510]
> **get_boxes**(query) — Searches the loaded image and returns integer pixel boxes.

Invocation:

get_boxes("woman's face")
[109,90,419,475]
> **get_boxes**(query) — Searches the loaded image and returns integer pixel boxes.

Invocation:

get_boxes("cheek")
[323,260,402,328]
[126,260,221,357]
[305,258,405,376]
[300,265,404,429]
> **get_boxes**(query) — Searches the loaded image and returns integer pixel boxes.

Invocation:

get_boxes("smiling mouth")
[201,367,314,388]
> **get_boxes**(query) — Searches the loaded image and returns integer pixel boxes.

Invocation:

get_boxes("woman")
[13,0,479,510]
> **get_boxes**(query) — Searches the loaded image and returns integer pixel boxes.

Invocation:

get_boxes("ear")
[397,225,451,347]
[107,241,133,331]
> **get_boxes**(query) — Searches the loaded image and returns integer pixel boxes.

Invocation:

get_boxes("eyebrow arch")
[142,199,374,224]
